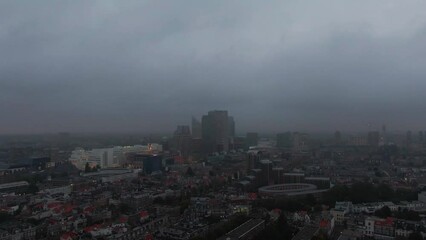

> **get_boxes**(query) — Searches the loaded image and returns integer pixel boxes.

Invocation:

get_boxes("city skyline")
[2,1,426,134]
[3,2,426,240]
[0,111,425,136]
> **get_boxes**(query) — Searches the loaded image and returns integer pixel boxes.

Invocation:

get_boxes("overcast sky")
[1,1,426,134]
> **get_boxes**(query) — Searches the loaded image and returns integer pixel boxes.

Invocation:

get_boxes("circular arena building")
[258,183,324,197]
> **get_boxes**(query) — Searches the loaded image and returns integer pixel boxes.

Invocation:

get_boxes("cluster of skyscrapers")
[172,110,237,158]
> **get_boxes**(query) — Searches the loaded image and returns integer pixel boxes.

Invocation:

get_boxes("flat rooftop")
[284,172,305,176]
[81,169,134,177]
[218,218,264,240]
[291,225,319,240]
[0,181,29,190]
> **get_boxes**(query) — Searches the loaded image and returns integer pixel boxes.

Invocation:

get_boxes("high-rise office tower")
[201,110,231,153]
[246,152,260,172]
[228,116,235,137]
[259,159,273,185]
[228,116,236,151]
[292,132,308,151]
[173,125,191,158]
[191,117,202,139]
[174,125,190,135]
[272,167,284,184]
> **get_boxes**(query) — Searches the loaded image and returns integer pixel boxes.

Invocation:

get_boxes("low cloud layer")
[1,1,426,134]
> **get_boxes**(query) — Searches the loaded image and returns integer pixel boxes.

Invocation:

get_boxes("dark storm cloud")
[1,0,426,134]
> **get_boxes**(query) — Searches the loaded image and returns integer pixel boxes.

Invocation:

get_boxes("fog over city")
[1,1,426,134]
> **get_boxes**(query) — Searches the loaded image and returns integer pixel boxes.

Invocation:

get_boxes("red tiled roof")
[47,202,62,209]
[272,208,281,214]
[60,232,77,240]
[63,204,74,214]
[48,219,58,224]
[375,217,394,226]
[0,207,10,212]
[320,219,330,228]
[119,216,128,223]
[174,156,184,164]
[83,206,95,214]
[248,192,257,200]
[34,203,44,208]
[53,207,62,214]
[84,224,101,233]
[139,211,149,218]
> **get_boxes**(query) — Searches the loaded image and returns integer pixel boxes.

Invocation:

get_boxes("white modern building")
[69,144,164,170]
[331,202,353,225]
[69,148,89,170]
[88,148,115,168]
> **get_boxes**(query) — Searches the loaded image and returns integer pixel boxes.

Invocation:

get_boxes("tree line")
[322,182,417,206]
